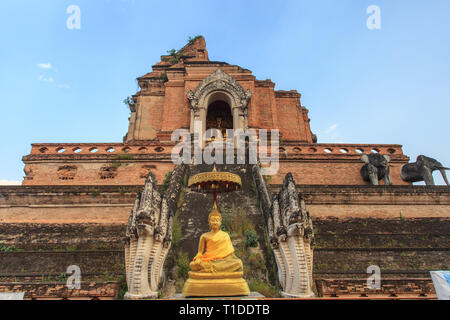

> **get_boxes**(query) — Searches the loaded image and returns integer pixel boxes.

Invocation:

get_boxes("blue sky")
[0,0,449,185]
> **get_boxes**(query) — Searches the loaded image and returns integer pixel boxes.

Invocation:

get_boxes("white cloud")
[38,75,54,83]
[37,62,52,69]
[325,124,338,134]
[0,180,21,186]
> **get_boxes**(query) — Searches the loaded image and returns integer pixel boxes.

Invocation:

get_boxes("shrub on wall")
[245,230,259,248]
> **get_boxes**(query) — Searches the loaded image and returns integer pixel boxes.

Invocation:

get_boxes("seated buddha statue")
[182,205,250,297]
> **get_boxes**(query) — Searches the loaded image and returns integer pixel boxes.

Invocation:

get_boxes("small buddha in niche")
[216,117,222,129]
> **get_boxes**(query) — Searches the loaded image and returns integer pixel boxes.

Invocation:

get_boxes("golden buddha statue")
[182,204,250,297]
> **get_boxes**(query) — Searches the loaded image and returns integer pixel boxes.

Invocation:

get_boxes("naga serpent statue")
[252,164,315,298]
[124,164,186,299]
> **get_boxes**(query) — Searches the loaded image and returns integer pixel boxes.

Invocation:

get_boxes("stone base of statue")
[182,272,250,297]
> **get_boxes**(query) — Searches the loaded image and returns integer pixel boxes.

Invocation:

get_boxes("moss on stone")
[248,279,280,298]
[116,275,127,300]
[220,203,255,239]
[160,171,173,193]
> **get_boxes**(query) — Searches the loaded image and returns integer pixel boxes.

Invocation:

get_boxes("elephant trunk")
[438,167,450,186]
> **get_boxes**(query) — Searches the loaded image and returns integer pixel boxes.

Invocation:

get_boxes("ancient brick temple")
[1,36,449,299]
[22,36,411,187]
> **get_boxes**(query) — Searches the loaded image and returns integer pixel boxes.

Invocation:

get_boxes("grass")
[115,154,134,161]
[220,203,255,239]
[159,72,168,83]
[166,36,203,65]
[245,230,259,248]
[90,188,100,198]
[117,275,127,300]
[248,279,280,298]
[218,204,281,296]
[250,183,260,208]
[56,272,68,282]
[160,171,173,193]
[172,250,190,292]
[262,228,278,284]
[0,243,24,252]
[172,213,182,248]
[175,251,190,279]
[171,188,185,248]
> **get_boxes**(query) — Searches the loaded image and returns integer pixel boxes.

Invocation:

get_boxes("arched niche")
[205,94,233,141]
[187,69,251,134]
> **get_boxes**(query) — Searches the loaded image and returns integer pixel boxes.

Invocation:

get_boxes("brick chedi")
[1,36,449,300]
[22,36,409,187]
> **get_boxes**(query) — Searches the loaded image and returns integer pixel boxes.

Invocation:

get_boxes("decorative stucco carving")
[139,165,156,179]
[252,165,315,298]
[99,166,118,180]
[57,166,78,180]
[124,164,186,299]
[24,165,35,181]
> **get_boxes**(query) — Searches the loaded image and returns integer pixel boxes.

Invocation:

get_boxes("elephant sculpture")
[360,153,392,186]
[400,155,450,186]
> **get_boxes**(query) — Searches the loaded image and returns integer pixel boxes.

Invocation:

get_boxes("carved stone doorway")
[187,69,252,136]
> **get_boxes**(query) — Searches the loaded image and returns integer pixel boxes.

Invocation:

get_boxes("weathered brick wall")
[1,183,448,298]
[297,185,450,218]
[311,217,450,275]
[275,92,313,142]
[316,278,436,298]
[133,95,165,140]
[274,160,408,185]
[0,251,124,275]
[0,282,120,300]
[1,184,448,226]
[22,143,409,186]
[0,223,125,250]
[0,186,136,224]
[23,149,174,186]
[250,83,275,129]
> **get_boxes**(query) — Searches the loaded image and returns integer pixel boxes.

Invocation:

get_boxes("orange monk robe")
[195,230,234,262]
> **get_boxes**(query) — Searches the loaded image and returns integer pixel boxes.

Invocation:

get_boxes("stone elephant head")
[400,155,450,186]
[360,153,392,186]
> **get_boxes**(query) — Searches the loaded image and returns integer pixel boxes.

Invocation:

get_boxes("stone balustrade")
[279,143,405,157]
[29,143,174,156]
[27,142,406,158]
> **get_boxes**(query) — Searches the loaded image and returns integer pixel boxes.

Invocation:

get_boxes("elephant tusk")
[438,167,450,186]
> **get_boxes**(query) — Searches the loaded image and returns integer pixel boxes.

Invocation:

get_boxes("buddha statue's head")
[208,208,222,232]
